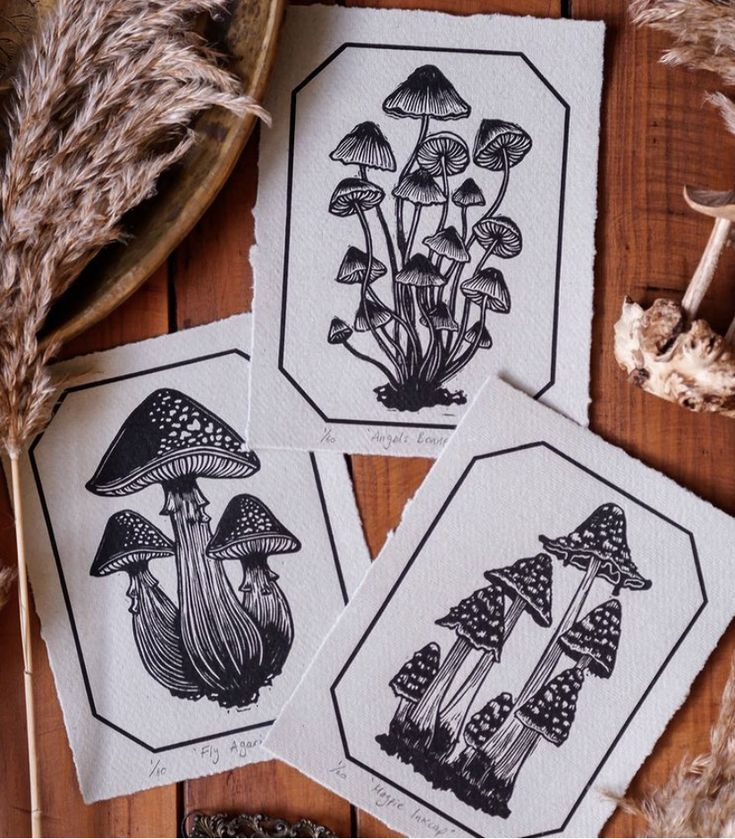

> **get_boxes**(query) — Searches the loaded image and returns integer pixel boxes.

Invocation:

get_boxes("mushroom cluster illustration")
[326,65,532,412]
[376,503,651,818]
[87,389,301,708]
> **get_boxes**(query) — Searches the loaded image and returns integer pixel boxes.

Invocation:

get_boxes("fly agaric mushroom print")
[433,554,553,760]
[326,64,531,413]
[86,388,264,707]
[559,598,622,678]
[90,509,201,699]
[208,494,301,684]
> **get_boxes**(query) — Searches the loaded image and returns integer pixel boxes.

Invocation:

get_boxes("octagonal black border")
[330,441,707,837]
[28,349,349,754]
[277,43,571,430]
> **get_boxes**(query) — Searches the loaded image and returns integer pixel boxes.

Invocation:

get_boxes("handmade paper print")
[16,316,369,802]
[250,6,604,456]
[266,381,735,837]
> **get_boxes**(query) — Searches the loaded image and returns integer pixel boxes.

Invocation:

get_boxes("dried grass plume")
[0,565,16,611]
[0,0,268,457]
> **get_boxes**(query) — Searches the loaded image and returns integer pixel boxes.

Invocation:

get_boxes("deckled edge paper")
[265,378,735,837]
[249,5,604,458]
[12,315,370,802]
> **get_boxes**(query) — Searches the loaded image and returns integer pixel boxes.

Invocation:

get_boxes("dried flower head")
[0,0,267,456]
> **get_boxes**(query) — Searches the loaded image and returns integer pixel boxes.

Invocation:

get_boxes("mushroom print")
[86,388,267,707]
[90,509,201,700]
[376,504,649,817]
[207,494,301,684]
[326,65,532,412]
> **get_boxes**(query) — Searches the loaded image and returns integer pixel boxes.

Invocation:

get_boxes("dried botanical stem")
[681,217,732,317]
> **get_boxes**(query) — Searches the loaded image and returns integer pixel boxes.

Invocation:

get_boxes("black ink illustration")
[327,65,532,412]
[376,503,651,818]
[87,388,302,708]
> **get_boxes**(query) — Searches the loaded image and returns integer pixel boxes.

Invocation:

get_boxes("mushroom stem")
[438,159,450,231]
[447,240,498,326]
[440,299,489,383]
[342,340,399,387]
[681,216,732,318]
[460,206,468,242]
[416,289,437,381]
[396,115,430,257]
[405,204,422,258]
[162,477,263,704]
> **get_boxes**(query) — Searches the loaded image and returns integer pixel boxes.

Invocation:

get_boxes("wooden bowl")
[12,0,283,345]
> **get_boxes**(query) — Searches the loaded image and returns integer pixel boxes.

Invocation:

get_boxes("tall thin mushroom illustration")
[558,598,622,678]
[328,317,397,387]
[453,692,513,776]
[86,388,263,707]
[90,509,201,699]
[480,504,648,791]
[416,132,470,230]
[208,494,301,683]
[452,178,485,240]
[434,554,552,759]
[383,65,471,254]
[335,247,387,286]
[404,583,505,750]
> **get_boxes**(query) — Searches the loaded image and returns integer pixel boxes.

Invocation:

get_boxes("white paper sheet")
[266,379,735,837]
[16,315,369,802]
[250,6,604,457]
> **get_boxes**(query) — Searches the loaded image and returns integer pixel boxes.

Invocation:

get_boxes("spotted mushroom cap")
[473,216,523,259]
[395,254,445,288]
[485,553,553,627]
[462,321,493,349]
[436,583,505,659]
[461,268,511,313]
[416,132,470,176]
[329,178,384,216]
[474,119,532,171]
[515,666,585,747]
[392,169,445,206]
[91,509,173,576]
[336,246,387,285]
[208,494,301,561]
[463,692,513,750]
[539,503,652,596]
[86,389,260,496]
[330,121,396,171]
[389,642,440,703]
[423,227,470,263]
[383,65,471,121]
[420,301,459,333]
[328,317,353,345]
[452,177,485,208]
[559,598,622,679]
[354,299,394,332]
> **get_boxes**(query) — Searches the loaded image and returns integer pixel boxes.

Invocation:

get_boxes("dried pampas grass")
[0,2,267,834]
[0,566,16,611]
[630,0,735,137]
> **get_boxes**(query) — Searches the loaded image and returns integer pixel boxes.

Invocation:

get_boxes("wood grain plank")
[0,269,177,838]
[174,131,354,839]
[570,2,735,836]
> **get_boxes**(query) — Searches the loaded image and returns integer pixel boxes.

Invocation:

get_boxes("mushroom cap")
[420,301,459,332]
[328,317,353,345]
[336,246,387,285]
[463,321,493,349]
[463,692,513,750]
[208,494,301,560]
[389,642,440,703]
[452,177,486,208]
[395,254,446,287]
[559,598,621,678]
[473,215,523,259]
[683,186,735,222]
[91,509,173,576]
[422,226,470,263]
[86,389,260,496]
[329,178,384,216]
[416,132,470,176]
[392,169,445,206]
[330,121,396,171]
[539,503,652,596]
[436,583,505,658]
[485,553,552,627]
[515,666,585,747]
[461,268,511,313]
[383,65,471,121]
[354,299,394,332]
[474,119,532,171]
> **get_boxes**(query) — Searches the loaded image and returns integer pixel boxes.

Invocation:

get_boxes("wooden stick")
[681,217,732,318]
[10,454,42,838]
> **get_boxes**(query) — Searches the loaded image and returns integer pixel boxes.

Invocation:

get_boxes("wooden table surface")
[3,0,735,836]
